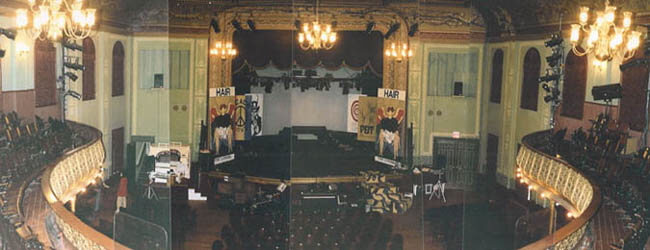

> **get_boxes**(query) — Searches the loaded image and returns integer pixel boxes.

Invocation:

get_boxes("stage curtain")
[232,30,383,76]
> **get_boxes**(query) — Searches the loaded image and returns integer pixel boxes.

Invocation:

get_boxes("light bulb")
[626,31,641,50]
[579,7,589,25]
[329,33,336,43]
[570,24,580,43]
[587,28,598,47]
[595,11,604,26]
[299,33,305,43]
[320,33,327,41]
[407,49,413,57]
[623,12,632,28]
[86,9,96,26]
[326,25,331,33]
[610,28,623,49]
[604,6,616,23]
[16,9,28,28]
[385,50,391,57]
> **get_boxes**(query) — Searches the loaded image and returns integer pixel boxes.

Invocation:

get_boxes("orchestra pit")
[1,0,650,249]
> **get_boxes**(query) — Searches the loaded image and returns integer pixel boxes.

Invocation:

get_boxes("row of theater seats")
[0,113,77,249]
[216,207,403,250]
[555,113,650,249]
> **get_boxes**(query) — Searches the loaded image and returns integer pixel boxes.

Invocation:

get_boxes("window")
[520,48,541,111]
[489,49,504,103]
[34,39,57,107]
[560,50,587,119]
[112,41,125,97]
[620,44,649,131]
[427,50,479,97]
[170,50,190,89]
[82,37,95,100]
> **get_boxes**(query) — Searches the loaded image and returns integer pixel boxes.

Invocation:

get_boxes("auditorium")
[0,0,649,249]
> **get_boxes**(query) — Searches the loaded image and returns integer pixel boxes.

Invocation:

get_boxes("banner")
[209,94,235,156]
[245,94,263,139]
[347,94,365,133]
[357,96,377,142]
[376,88,406,160]
[234,96,247,141]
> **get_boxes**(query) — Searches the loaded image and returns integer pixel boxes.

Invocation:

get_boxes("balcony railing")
[40,121,129,250]
[517,130,601,250]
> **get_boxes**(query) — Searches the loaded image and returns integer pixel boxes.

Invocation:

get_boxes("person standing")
[116,174,128,211]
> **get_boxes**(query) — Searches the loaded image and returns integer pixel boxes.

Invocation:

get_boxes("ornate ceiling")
[63,0,649,38]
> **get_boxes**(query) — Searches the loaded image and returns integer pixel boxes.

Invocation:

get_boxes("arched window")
[112,41,125,97]
[520,48,541,111]
[34,39,57,107]
[489,49,504,103]
[620,44,650,131]
[560,50,587,119]
[82,37,96,100]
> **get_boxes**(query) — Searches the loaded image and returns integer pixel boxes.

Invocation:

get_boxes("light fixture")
[297,0,337,50]
[569,0,643,61]
[16,0,96,41]
[210,41,237,60]
[385,42,413,62]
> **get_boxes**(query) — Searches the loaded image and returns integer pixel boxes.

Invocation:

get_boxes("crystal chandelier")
[569,0,642,62]
[16,0,96,41]
[385,42,413,62]
[297,0,337,50]
[210,41,237,60]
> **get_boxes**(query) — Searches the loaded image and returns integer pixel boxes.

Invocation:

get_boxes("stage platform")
[215,127,395,180]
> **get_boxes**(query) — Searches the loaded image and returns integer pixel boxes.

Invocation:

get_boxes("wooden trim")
[518,130,602,250]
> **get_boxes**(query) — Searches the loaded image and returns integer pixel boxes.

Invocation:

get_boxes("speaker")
[592,83,622,101]
[453,81,463,96]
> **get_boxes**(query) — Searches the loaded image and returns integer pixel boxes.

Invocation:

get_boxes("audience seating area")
[543,113,650,250]
[214,206,403,250]
[0,112,82,249]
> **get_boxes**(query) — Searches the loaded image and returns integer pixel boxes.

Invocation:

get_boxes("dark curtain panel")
[112,41,125,97]
[489,49,504,103]
[34,39,57,107]
[520,48,541,111]
[232,30,383,75]
[560,50,587,119]
[82,37,96,101]
[620,45,650,131]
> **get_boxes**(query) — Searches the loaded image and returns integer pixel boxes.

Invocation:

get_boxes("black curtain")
[232,30,384,76]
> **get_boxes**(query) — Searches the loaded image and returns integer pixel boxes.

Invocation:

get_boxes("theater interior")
[1,0,650,249]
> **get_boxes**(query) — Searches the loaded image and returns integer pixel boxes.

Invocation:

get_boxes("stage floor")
[218,129,393,179]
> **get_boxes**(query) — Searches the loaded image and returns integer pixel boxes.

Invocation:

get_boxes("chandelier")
[297,0,337,50]
[210,41,237,60]
[569,0,642,62]
[385,42,413,62]
[16,0,96,41]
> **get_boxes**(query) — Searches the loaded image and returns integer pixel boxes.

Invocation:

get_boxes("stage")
[214,127,395,180]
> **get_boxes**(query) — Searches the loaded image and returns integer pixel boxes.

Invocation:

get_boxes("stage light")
[62,39,84,52]
[546,53,561,67]
[384,23,400,40]
[65,90,82,100]
[544,33,563,48]
[247,19,256,31]
[542,83,550,92]
[540,192,547,198]
[539,74,560,83]
[294,20,301,31]
[64,72,78,81]
[231,19,244,32]
[408,23,419,37]
[544,95,554,103]
[64,62,85,71]
[567,212,573,218]
[592,83,622,101]
[0,28,16,40]
[210,18,220,33]
[366,22,375,34]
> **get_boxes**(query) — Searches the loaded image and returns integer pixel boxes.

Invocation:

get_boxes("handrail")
[517,130,602,250]
[40,121,130,250]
